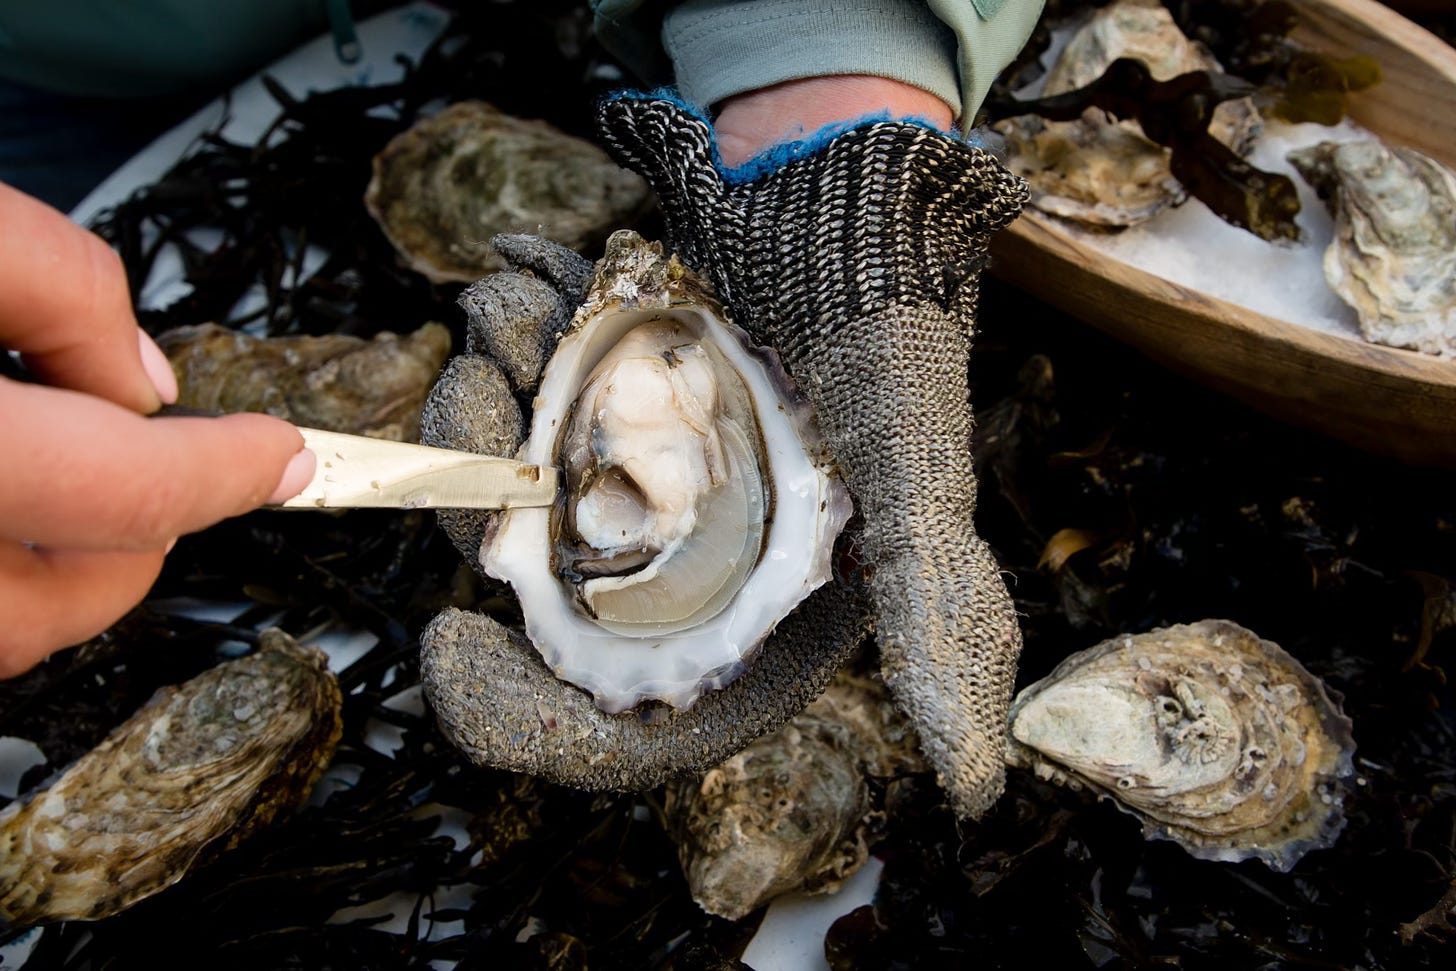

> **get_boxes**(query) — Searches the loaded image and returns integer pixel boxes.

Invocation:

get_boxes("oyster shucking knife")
[153,405,557,510]
[278,427,558,510]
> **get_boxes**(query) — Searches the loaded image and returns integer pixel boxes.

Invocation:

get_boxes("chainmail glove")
[419,234,871,792]
[596,93,1029,817]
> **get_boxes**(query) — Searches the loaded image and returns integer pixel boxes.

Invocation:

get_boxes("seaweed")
[983,0,1381,241]
[1170,0,1382,123]
[985,57,1304,240]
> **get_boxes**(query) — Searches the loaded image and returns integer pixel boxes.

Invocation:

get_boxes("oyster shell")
[666,671,924,920]
[0,630,342,927]
[483,231,852,713]
[997,0,1261,227]
[158,322,451,441]
[1288,138,1456,357]
[364,101,652,283]
[1006,620,1355,870]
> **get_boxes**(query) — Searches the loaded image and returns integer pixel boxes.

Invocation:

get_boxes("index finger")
[0,181,162,414]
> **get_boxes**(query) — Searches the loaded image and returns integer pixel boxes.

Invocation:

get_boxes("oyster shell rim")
[481,234,852,714]
[1006,619,1356,871]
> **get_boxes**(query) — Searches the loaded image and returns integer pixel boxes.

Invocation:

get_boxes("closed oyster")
[364,101,652,283]
[483,231,852,713]
[0,630,342,927]
[997,0,1260,227]
[1006,620,1355,870]
[666,672,924,920]
[1288,138,1456,357]
[158,322,451,441]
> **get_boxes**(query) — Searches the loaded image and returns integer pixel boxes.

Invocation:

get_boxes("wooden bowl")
[988,0,1456,466]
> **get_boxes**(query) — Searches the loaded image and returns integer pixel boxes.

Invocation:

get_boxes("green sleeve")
[590,0,1045,125]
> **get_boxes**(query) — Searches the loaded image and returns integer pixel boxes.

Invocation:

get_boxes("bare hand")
[0,183,314,676]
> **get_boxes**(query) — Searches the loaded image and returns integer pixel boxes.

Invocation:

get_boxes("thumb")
[0,379,312,551]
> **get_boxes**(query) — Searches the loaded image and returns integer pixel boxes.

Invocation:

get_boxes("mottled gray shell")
[1288,138,1456,357]
[364,101,651,283]
[0,631,342,927]
[664,672,925,920]
[1006,620,1355,871]
[996,0,1260,227]
[159,322,451,442]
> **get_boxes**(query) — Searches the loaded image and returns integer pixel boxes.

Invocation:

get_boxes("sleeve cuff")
[662,0,963,118]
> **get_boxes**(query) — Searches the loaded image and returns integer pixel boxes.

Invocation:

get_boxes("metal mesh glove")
[419,234,871,792]
[596,93,1029,817]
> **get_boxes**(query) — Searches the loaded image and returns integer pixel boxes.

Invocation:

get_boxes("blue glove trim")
[600,87,963,185]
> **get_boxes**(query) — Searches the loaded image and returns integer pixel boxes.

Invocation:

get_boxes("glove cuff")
[596,92,1028,338]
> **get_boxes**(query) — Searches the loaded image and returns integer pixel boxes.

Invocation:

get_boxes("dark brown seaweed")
[984,0,1381,241]
[986,58,1304,240]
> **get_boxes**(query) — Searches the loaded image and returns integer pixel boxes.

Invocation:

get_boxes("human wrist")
[714,75,955,168]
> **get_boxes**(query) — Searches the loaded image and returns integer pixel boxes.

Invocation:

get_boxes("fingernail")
[267,448,316,504]
[138,329,179,405]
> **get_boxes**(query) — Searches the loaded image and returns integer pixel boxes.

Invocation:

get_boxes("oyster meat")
[483,232,852,714]
[0,630,342,926]
[996,0,1260,227]
[1006,620,1355,870]
[158,322,451,441]
[1288,138,1456,357]
[364,101,652,283]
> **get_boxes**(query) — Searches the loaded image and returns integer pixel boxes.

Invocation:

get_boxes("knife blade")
[278,427,558,510]
[151,406,557,510]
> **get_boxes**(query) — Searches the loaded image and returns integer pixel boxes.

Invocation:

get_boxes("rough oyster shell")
[997,0,1261,227]
[1006,620,1355,870]
[1288,138,1456,357]
[483,232,851,714]
[665,671,924,920]
[158,322,451,441]
[364,101,652,283]
[0,630,341,926]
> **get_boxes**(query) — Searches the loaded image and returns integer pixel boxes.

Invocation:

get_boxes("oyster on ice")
[483,232,852,714]
[1006,620,1355,870]
[1288,138,1456,357]
[996,0,1260,227]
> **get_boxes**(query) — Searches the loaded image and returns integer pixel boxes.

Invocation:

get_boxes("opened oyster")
[997,0,1260,227]
[0,630,341,926]
[365,101,652,283]
[1288,138,1456,357]
[1006,620,1355,870]
[484,232,851,713]
[158,322,451,441]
